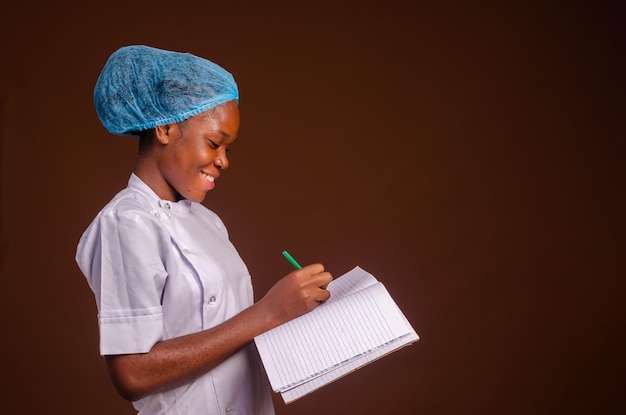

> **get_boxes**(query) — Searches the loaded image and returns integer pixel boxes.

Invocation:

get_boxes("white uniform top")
[76,174,274,415]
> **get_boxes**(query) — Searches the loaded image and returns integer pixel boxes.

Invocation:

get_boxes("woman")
[76,45,332,415]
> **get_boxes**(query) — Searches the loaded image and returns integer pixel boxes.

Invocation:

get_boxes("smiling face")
[137,100,240,202]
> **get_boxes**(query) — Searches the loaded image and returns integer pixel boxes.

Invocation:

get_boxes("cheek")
[196,147,218,164]
[175,142,208,164]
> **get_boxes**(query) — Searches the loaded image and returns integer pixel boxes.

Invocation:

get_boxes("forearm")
[106,301,277,402]
[106,265,332,402]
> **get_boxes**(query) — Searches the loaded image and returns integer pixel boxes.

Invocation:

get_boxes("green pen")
[282,250,303,270]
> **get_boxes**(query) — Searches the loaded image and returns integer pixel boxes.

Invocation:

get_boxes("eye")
[208,140,219,149]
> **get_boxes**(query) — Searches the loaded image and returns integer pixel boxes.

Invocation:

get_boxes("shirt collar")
[128,173,192,215]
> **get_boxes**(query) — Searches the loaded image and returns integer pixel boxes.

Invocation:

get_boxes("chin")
[181,185,212,203]
[177,190,204,203]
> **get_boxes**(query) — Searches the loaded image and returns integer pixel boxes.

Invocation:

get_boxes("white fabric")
[76,174,274,415]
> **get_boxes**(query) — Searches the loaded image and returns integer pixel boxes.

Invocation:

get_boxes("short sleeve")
[77,208,171,355]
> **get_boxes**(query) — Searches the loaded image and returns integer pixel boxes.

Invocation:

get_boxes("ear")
[155,124,174,144]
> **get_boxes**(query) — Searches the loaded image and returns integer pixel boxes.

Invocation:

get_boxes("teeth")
[202,173,215,182]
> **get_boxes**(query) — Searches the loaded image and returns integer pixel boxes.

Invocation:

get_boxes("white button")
[182,248,189,254]
[154,212,161,219]
[164,202,171,210]
[208,296,216,305]
[225,408,233,414]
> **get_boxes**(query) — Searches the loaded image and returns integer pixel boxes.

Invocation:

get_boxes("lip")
[200,170,218,190]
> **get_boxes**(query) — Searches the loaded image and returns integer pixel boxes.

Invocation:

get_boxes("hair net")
[94,45,239,136]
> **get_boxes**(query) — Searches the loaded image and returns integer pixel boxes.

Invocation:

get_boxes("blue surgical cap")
[94,45,239,136]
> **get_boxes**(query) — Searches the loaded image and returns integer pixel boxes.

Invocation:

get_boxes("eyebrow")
[215,129,231,138]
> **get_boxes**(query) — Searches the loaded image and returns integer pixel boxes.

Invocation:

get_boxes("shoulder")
[99,187,158,221]
[81,185,164,241]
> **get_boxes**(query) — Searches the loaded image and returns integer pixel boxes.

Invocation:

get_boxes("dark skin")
[106,100,333,401]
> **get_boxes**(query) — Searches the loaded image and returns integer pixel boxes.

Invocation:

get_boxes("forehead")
[185,101,240,140]
[203,100,239,120]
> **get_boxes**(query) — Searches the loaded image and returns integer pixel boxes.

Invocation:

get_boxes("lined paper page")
[255,282,412,392]
[281,330,419,403]
[325,266,378,302]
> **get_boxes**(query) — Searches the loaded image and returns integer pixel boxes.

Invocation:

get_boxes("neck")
[134,153,178,201]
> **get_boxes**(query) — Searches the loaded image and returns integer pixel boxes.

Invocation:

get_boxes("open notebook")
[254,266,419,403]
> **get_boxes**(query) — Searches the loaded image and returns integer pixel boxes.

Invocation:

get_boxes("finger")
[310,271,333,289]
[317,288,331,302]
[300,263,325,274]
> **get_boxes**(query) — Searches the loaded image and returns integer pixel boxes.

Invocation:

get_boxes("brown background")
[1,1,624,414]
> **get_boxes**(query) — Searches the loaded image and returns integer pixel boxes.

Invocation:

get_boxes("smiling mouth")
[201,172,216,183]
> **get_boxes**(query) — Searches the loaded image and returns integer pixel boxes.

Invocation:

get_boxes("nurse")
[76,45,332,415]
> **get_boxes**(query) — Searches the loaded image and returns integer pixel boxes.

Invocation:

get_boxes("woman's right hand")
[257,263,333,329]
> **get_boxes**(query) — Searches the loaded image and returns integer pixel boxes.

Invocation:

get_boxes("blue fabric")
[94,45,239,136]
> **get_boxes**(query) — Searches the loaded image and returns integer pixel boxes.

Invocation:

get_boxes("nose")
[214,149,229,170]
